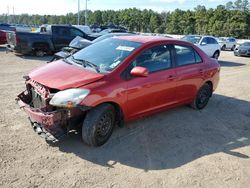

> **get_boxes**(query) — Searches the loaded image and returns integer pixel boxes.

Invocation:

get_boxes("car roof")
[115,35,178,44]
[186,35,216,38]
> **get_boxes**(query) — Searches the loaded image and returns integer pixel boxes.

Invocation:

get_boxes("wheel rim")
[96,112,113,142]
[197,87,210,108]
[36,50,44,57]
[214,52,219,59]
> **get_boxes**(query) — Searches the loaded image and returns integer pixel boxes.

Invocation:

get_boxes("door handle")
[199,69,204,74]
[167,75,176,80]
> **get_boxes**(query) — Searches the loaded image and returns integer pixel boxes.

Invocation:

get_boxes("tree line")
[0,0,249,38]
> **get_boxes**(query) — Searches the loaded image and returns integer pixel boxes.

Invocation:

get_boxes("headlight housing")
[49,88,90,108]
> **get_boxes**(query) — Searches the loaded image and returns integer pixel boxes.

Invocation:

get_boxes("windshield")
[93,33,134,43]
[242,42,250,46]
[69,38,142,73]
[182,35,202,44]
[99,29,110,35]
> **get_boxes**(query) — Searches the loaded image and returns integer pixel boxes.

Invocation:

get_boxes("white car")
[217,37,237,51]
[182,35,221,59]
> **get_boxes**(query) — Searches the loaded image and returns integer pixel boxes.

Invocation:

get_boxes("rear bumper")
[16,96,68,142]
[6,44,31,55]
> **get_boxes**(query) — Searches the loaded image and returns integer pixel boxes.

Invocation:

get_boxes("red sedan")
[17,36,220,146]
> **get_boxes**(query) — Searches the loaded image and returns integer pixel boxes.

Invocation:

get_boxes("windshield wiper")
[63,57,72,65]
[71,56,100,73]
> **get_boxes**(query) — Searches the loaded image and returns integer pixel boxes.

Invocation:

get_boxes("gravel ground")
[0,47,250,188]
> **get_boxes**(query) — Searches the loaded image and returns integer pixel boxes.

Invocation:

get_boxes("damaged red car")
[17,36,220,146]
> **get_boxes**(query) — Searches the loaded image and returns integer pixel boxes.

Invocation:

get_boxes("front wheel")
[82,104,115,147]
[212,51,220,59]
[191,83,212,110]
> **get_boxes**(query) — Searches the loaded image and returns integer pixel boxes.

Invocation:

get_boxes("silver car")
[234,42,250,57]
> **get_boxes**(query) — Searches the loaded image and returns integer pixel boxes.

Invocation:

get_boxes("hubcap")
[214,52,219,59]
[96,113,113,139]
[197,87,210,108]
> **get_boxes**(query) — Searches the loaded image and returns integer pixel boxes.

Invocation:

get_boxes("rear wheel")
[191,83,212,110]
[212,51,220,59]
[35,49,45,57]
[231,45,236,51]
[82,104,115,147]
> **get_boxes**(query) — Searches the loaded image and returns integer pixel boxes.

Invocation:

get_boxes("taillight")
[16,35,20,44]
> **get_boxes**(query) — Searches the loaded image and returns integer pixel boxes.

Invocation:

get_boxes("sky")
[0,0,231,15]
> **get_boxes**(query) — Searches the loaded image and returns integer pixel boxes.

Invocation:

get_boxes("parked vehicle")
[51,32,136,61]
[234,42,250,57]
[217,37,237,51]
[16,36,220,146]
[6,25,97,56]
[0,30,7,44]
[0,23,16,32]
[89,28,128,38]
[14,24,32,32]
[182,35,221,59]
[51,36,92,61]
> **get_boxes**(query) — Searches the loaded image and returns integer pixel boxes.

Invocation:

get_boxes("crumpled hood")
[28,60,104,90]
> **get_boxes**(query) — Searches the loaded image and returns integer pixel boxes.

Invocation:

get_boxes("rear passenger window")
[208,37,218,44]
[174,45,202,66]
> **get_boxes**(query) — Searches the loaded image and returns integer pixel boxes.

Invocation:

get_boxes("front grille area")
[30,87,47,109]
[26,80,56,112]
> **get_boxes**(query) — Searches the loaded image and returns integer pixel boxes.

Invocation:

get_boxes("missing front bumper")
[28,118,66,142]
[17,93,68,142]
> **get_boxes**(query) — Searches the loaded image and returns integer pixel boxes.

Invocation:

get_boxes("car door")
[173,44,205,103]
[125,44,177,119]
[228,38,236,49]
[52,26,72,50]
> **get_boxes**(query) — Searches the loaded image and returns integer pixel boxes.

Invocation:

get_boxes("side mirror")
[201,42,207,46]
[130,66,149,77]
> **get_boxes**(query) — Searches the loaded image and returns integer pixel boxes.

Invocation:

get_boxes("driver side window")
[131,45,172,73]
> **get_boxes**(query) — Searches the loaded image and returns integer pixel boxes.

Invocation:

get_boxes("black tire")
[212,51,220,59]
[231,45,236,51]
[191,83,212,110]
[221,45,226,51]
[82,104,115,147]
[35,49,45,57]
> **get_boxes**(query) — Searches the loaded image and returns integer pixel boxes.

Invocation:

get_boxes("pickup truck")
[6,25,97,56]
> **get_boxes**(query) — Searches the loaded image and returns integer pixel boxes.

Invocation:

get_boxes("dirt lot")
[0,46,250,188]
